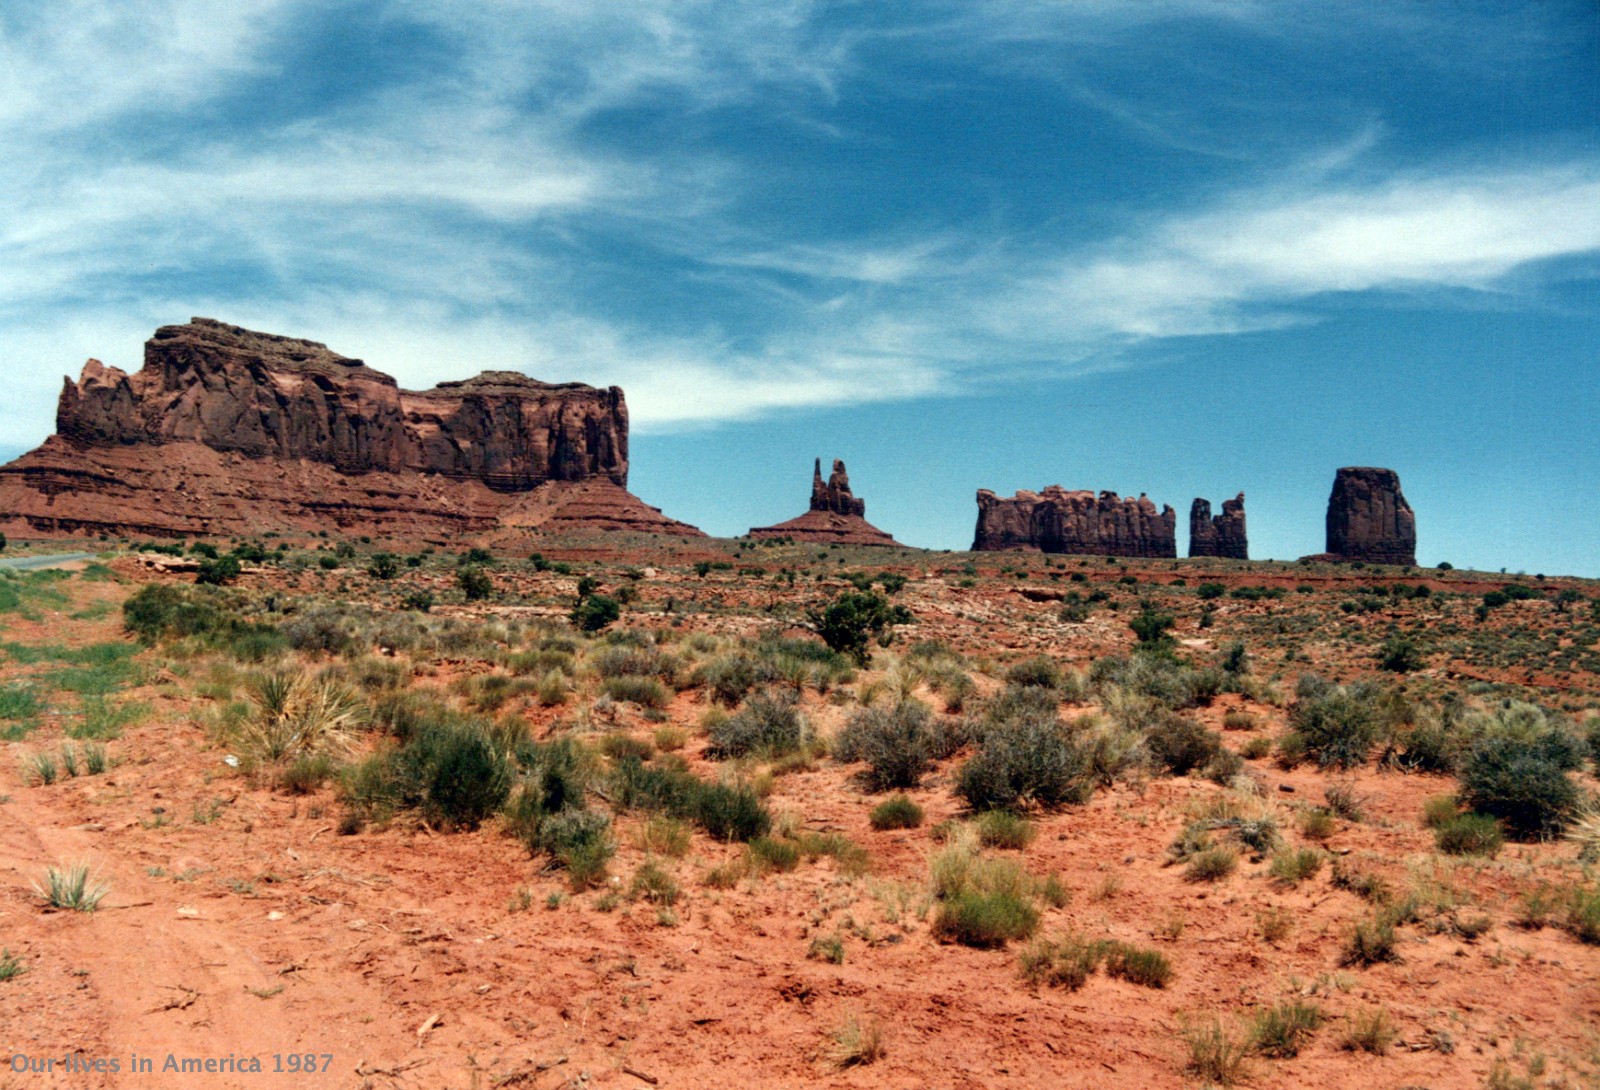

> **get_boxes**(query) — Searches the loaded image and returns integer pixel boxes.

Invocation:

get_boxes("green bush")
[571,594,620,632]
[610,758,771,842]
[708,692,806,758]
[1459,735,1579,840]
[869,795,925,830]
[1145,712,1223,776]
[195,555,242,586]
[1004,657,1061,689]
[1340,914,1399,967]
[1102,942,1172,988]
[931,890,1040,948]
[1019,936,1105,990]
[956,712,1092,812]
[1286,675,1383,770]
[1435,813,1504,856]
[1250,1001,1323,1058]
[974,810,1035,849]
[1185,846,1238,882]
[805,591,912,665]
[747,836,802,874]
[348,721,512,830]
[1376,634,1423,673]
[834,700,936,790]
[601,675,670,708]
[457,566,493,601]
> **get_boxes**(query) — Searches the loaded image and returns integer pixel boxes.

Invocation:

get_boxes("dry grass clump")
[827,1013,885,1069]
[239,670,363,766]
[1181,1018,1249,1086]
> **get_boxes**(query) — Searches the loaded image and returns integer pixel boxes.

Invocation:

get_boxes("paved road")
[0,551,99,571]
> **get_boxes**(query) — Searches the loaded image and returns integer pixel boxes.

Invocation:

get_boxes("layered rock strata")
[0,318,702,540]
[972,487,1177,557]
[749,458,899,546]
[1189,493,1248,559]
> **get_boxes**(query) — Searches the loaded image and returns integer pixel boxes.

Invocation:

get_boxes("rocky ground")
[0,539,1596,1090]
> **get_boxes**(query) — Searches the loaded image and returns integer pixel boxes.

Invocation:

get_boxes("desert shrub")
[1376,634,1424,673]
[1077,716,1148,787]
[1094,653,1220,710]
[694,654,758,706]
[238,671,364,766]
[538,809,615,889]
[1285,675,1384,769]
[1241,736,1272,760]
[1196,582,1226,600]
[869,795,924,830]
[747,836,802,874]
[956,712,1092,812]
[1459,735,1580,840]
[1250,1001,1323,1058]
[122,583,264,645]
[1435,813,1504,856]
[1222,710,1258,731]
[601,675,671,708]
[932,890,1039,948]
[1019,936,1105,990]
[1421,794,1460,828]
[278,753,338,794]
[1340,1008,1398,1055]
[1182,1019,1249,1086]
[610,758,770,842]
[33,862,109,912]
[805,591,912,665]
[1102,942,1171,988]
[349,720,513,830]
[457,566,493,601]
[280,604,365,656]
[195,555,242,586]
[1004,656,1061,690]
[1185,846,1238,882]
[834,700,936,790]
[1268,848,1324,885]
[570,594,620,632]
[974,810,1035,850]
[1128,604,1175,648]
[1144,712,1223,776]
[628,860,679,906]
[708,692,806,758]
[590,645,679,684]
[1340,914,1399,966]
[1564,885,1600,944]
[599,734,654,763]
[1299,808,1337,840]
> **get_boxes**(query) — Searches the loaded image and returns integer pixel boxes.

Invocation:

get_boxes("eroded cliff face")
[973,487,1177,557]
[1325,467,1415,565]
[1189,493,1248,559]
[3,318,698,540]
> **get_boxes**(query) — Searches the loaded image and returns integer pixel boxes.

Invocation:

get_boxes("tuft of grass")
[1268,848,1324,886]
[1102,942,1172,988]
[747,836,802,875]
[1340,1007,1398,1054]
[1019,936,1105,991]
[628,861,680,907]
[1297,808,1336,841]
[1185,845,1239,882]
[1435,813,1504,857]
[1340,913,1400,967]
[69,697,151,740]
[1256,906,1292,944]
[1249,1000,1323,1058]
[0,949,25,981]
[1182,1019,1249,1086]
[239,671,363,765]
[82,743,108,776]
[828,1013,886,1069]
[633,815,692,858]
[974,810,1035,850]
[22,751,57,785]
[869,795,925,830]
[931,890,1039,948]
[33,862,109,912]
[808,934,845,964]
[1421,793,1460,828]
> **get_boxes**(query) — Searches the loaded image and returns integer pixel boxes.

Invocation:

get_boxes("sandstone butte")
[0,318,704,543]
[1301,465,1417,566]
[1188,492,1248,559]
[748,458,900,547]
[972,486,1177,557]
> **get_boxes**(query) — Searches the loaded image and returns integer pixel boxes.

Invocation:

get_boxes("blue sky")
[1,1,1596,573]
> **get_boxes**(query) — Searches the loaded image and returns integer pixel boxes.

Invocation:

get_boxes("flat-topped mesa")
[1189,493,1248,559]
[2,318,700,540]
[55,318,628,490]
[1323,466,1416,565]
[973,486,1177,557]
[750,457,898,546]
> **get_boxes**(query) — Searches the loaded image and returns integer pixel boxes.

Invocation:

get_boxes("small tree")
[457,566,493,601]
[368,553,400,580]
[195,555,242,586]
[1129,604,1175,649]
[805,591,912,666]
[571,594,620,633]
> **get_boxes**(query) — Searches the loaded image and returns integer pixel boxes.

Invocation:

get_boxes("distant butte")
[1189,493,1248,559]
[0,318,703,542]
[1302,466,1416,566]
[748,458,900,546]
[973,486,1177,557]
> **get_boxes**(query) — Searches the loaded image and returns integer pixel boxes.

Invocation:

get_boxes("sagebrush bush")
[931,890,1039,948]
[601,675,671,708]
[1459,733,1581,840]
[1286,675,1384,769]
[1004,656,1061,690]
[1268,848,1324,885]
[1185,846,1238,882]
[957,712,1092,812]
[835,700,936,790]
[975,810,1034,849]
[346,720,512,830]
[610,758,771,842]
[1144,711,1222,776]
[1250,1000,1323,1058]
[708,692,806,758]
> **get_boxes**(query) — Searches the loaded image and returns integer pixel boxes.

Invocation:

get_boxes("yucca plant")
[34,862,109,912]
[239,671,364,765]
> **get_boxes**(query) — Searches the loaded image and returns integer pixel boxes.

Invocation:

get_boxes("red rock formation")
[749,458,899,546]
[972,487,1177,557]
[0,318,702,541]
[1189,493,1248,559]
[1322,466,1415,565]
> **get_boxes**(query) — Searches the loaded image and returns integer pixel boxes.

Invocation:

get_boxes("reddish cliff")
[0,318,701,541]
[1189,493,1248,559]
[1322,466,1416,565]
[973,487,1177,557]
